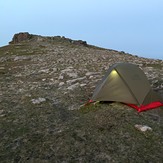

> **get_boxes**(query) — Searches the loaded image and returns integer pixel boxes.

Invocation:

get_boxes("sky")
[1,0,163,59]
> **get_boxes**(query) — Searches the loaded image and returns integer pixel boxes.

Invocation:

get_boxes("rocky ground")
[0,33,163,162]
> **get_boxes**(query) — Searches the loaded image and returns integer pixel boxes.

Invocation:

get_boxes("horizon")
[1,0,163,60]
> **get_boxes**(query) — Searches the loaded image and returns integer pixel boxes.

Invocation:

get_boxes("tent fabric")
[91,63,163,112]
[126,102,163,112]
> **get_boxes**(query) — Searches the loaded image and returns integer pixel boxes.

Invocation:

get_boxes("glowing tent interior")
[91,63,163,112]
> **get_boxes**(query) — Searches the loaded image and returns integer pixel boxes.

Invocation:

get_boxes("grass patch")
[79,102,100,113]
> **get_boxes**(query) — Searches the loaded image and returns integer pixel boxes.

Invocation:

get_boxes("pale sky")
[1,0,163,59]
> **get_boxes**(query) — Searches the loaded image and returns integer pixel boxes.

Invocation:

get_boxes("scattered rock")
[61,67,73,73]
[80,83,87,87]
[67,83,79,91]
[0,67,5,70]
[59,82,65,87]
[14,56,30,61]
[0,110,6,117]
[31,98,46,104]
[66,77,86,85]
[0,32,163,162]
[135,124,152,132]
[58,75,64,80]
[39,69,50,73]
[68,105,79,110]
[52,68,57,72]
[89,75,94,79]
[67,72,78,78]
[85,72,100,76]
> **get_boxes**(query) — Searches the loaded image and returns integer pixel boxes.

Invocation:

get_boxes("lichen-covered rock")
[9,32,32,44]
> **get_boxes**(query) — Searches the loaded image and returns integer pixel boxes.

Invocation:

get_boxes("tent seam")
[115,68,140,105]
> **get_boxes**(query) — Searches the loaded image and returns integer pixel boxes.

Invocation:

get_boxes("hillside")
[0,32,163,162]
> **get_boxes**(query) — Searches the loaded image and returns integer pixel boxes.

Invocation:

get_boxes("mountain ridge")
[0,32,163,162]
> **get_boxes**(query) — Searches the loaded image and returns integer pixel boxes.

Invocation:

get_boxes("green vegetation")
[0,36,163,162]
[0,102,163,162]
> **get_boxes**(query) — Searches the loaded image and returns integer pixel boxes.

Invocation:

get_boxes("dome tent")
[91,63,163,112]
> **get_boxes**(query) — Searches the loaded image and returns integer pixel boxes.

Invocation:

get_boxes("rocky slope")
[0,33,163,162]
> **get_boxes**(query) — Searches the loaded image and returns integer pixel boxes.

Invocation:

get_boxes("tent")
[91,63,163,112]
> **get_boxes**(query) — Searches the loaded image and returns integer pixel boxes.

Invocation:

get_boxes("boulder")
[72,40,87,46]
[9,32,32,44]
